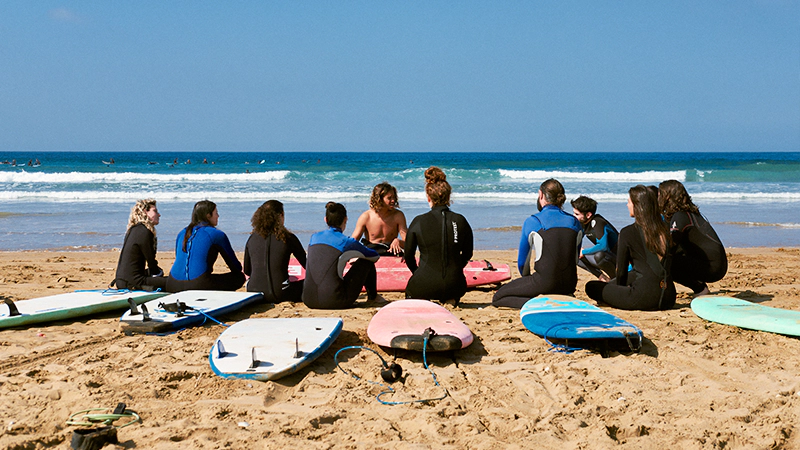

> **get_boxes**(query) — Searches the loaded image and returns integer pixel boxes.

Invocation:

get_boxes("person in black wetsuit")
[659,179,727,296]
[492,179,583,309]
[404,167,473,303]
[571,196,619,281]
[112,198,167,291]
[302,202,379,309]
[585,185,676,310]
[244,200,306,302]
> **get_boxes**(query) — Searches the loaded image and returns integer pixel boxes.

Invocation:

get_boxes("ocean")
[1,151,799,252]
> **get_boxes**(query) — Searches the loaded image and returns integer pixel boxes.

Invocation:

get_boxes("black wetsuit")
[244,232,307,303]
[302,227,378,310]
[669,211,728,293]
[113,223,167,291]
[492,205,582,309]
[404,206,473,301]
[585,224,676,311]
[578,213,619,278]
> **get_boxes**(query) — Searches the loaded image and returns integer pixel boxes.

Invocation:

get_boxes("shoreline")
[1,248,799,448]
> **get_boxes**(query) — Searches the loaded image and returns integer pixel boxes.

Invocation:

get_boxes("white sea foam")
[498,169,686,182]
[0,170,290,183]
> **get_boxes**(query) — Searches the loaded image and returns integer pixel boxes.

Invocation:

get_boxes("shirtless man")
[351,182,408,256]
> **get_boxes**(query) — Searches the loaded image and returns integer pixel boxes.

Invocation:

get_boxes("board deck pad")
[0,290,167,329]
[209,317,343,381]
[367,299,473,351]
[120,290,263,333]
[691,296,800,337]
[520,295,643,352]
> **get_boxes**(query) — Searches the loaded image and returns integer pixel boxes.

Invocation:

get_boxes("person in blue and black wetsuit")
[404,167,473,303]
[302,202,379,309]
[166,200,245,292]
[492,179,583,309]
[571,195,619,282]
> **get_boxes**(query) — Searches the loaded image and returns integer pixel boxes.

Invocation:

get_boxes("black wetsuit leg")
[579,251,617,278]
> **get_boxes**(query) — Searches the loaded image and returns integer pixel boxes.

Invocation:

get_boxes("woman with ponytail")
[585,185,676,310]
[404,167,473,304]
[244,200,306,302]
[167,200,244,292]
[112,198,167,291]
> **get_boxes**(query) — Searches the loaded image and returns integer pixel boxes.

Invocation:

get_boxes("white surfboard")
[120,290,263,333]
[0,290,167,329]
[209,317,343,381]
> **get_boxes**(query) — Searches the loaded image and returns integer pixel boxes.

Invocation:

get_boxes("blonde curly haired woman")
[112,198,167,291]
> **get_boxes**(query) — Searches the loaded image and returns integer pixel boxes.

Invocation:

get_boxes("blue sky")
[1,2,798,152]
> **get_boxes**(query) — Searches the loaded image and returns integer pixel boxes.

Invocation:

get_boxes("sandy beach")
[1,248,799,449]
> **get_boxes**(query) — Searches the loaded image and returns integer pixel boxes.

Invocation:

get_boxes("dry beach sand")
[1,248,799,449]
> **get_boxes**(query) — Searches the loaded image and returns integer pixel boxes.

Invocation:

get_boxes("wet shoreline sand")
[1,248,799,449]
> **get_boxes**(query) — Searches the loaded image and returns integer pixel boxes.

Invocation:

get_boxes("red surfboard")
[289,256,510,292]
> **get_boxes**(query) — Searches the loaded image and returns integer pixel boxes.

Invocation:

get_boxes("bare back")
[352,208,407,245]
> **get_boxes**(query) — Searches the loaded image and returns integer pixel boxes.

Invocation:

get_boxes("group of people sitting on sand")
[112,166,726,312]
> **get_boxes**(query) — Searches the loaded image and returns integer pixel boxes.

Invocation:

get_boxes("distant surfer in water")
[585,185,676,310]
[404,167,473,304]
[243,200,307,303]
[302,202,379,309]
[659,180,727,296]
[351,182,408,256]
[167,200,245,292]
[112,198,167,291]
[571,196,619,282]
[492,179,583,309]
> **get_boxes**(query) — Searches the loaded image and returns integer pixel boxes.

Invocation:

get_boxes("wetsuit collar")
[431,205,450,212]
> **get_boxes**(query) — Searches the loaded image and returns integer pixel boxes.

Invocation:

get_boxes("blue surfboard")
[520,295,643,352]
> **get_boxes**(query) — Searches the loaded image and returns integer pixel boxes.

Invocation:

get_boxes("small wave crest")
[0,170,291,184]
[498,169,686,182]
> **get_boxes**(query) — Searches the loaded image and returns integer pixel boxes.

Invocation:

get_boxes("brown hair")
[540,179,567,207]
[325,202,347,228]
[658,179,699,221]
[424,167,451,206]
[629,185,669,258]
[183,200,217,252]
[251,200,287,242]
[369,182,399,210]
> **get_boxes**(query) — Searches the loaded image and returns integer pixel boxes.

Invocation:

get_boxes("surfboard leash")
[334,330,448,405]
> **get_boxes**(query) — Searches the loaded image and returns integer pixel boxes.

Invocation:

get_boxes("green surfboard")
[691,296,800,337]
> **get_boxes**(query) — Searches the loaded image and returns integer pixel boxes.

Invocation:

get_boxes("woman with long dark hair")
[404,167,473,303]
[243,200,306,302]
[112,198,167,291]
[167,200,244,292]
[659,180,727,296]
[585,185,675,310]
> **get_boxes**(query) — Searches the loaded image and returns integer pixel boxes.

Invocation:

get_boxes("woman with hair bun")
[404,167,473,304]
[112,198,167,291]
[244,200,306,302]
[658,180,727,296]
[585,185,676,310]
[167,200,245,292]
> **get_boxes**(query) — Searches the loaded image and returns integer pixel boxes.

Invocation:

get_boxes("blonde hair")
[128,198,158,240]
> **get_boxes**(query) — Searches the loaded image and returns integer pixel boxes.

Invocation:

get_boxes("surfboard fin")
[248,347,260,370]
[140,303,151,322]
[292,338,305,358]
[126,298,141,316]
[216,340,228,359]
[483,260,497,271]
[2,298,20,317]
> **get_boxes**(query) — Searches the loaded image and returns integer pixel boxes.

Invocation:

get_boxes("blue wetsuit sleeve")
[214,230,242,272]
[342,236,380,258]
[583,225,613,255]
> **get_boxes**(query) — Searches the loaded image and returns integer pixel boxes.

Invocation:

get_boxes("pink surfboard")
[367,299,473,351]
[289,257,510,292]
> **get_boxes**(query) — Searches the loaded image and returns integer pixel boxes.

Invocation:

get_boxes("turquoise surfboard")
[520,295,643,352]
[691,296,800,337]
